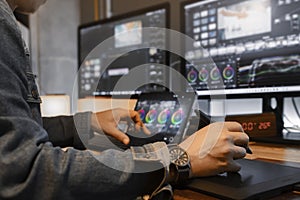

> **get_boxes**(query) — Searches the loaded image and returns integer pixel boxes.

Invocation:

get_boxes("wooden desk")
[174,142,300,200]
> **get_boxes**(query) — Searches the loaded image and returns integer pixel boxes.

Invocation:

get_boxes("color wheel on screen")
[199,68,209,82]
[171,109,184,125]
[157,109,171,124]
[223,65,234,80]
[187,70,197,83]
[145,110,157,124]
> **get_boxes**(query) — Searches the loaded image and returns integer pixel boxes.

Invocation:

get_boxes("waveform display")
[239,55,300,87]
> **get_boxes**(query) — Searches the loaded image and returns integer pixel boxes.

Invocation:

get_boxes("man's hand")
[179,122,249,177]
[91,108,150,145]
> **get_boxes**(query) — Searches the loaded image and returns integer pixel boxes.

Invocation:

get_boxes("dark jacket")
[0,0,169,199]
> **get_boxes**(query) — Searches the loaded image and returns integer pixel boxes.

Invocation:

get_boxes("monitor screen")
[183,0,300,96]
[78,4,169,98]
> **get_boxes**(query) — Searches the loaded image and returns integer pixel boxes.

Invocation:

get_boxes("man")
[0,0,249,199]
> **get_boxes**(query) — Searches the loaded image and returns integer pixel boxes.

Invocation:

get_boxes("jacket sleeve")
[42,114,88,150]
[0,4,169,199]
[0,116,169,200]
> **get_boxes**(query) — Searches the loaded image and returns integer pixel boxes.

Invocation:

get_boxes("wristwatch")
[168,144,191,185]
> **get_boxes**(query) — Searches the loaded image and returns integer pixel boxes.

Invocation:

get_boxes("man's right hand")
[179,122,249,177]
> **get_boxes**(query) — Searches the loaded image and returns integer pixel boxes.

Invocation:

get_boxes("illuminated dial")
[198,68,209,82]
[210,67,221,81]
[157,109,171,124]
[223,65,235,80]
[171,109,184,125]
[145,110,157,124]
[187,70,197,83]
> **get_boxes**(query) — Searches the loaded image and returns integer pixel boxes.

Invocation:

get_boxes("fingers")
[218,147,245,174]
[230,131,249,146]
[226,131,249,157]
[108,128,130,145]
[140,125,151,135]
[222,121,250,151]
[232,145,247,159]
[128,109,142,123]
[224,121,244,132]
[128,110,151,135]
[225,146,245,172]
[224,125,248,172]
[224,160,242,173]
[226,128,249,159]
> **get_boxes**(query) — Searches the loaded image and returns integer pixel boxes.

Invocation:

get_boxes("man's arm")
[0,3,167,199]
[0,116,168,199]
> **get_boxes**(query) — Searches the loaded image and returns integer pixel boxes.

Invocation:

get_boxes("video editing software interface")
[78,5,168,98]
[184,0,300,96]
[134,98,186,143]
[115,91,194,145]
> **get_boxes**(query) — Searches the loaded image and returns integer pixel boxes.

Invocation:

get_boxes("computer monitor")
[78,3,169,98]
[182,0,300,97]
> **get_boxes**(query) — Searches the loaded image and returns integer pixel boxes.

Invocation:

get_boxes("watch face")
[170,147,189,167]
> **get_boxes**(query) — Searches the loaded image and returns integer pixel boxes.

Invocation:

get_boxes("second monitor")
[78,4,170,98]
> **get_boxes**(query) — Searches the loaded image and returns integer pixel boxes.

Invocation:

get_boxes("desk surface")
[174,142,300,200]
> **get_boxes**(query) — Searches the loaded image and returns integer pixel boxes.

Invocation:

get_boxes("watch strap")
[169,162,190,185]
